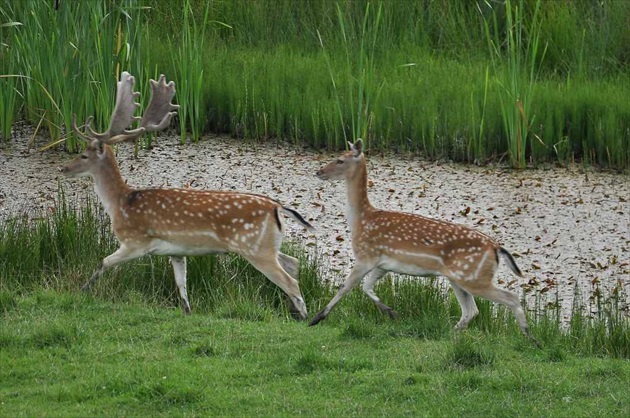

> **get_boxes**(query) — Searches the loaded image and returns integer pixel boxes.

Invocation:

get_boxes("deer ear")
[352,138,363,157]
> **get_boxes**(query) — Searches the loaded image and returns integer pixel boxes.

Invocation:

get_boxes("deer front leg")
[309,263,373,326]
[82,245,145,292]
[361,268,398,319]
[170,256,191,315]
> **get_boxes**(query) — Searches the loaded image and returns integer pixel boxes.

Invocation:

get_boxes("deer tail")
[498,247,523,277]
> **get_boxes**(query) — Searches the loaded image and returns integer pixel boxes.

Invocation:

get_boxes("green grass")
[1,291,629,416]
[1,0,628,168]
[0,192,629,414]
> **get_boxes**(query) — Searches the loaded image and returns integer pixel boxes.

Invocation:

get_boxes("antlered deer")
[309,139,537,344]
[62,71,312,318]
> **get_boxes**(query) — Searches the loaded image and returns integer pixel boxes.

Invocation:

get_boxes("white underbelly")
[144,228,232,256]
[378,256,442,277]
[147,239,228,256]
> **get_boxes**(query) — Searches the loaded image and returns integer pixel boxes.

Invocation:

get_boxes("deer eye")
[81,154,89,159]
[336,159,344,165]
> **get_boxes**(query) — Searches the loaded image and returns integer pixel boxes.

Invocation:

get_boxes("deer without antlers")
[309,139,538,344]
[62,71,312,319]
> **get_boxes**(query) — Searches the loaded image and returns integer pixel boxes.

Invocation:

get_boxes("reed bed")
[0,0,145,151]
[1,0,628,168]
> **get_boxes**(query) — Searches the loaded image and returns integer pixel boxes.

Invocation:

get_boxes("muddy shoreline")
[1,123,628,321]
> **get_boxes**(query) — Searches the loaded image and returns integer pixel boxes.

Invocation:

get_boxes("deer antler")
[84,72,144,142]
[140,75,180,132]
[72,72,179,145]
[71,114,95,143]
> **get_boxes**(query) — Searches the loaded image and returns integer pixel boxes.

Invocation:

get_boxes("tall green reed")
[0,21,22,141]
[318,2,384,148]
[1,1,144,151]
[468,66,490,163]
[0,73,18,141]
[1,0,628,168]
[483,0,548,168]
[170,0,215,143]
[532,77,630,167]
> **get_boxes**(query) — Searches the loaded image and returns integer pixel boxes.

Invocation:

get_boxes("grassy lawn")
[1,291,628,417]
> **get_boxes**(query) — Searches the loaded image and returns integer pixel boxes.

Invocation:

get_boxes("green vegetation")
[0,193,628,415]
[2,2,628,413]
[484,0,547,168]
[0,0,145,151]
[1,291,629,416]
[1,197,628,359]
[1,0,629,167]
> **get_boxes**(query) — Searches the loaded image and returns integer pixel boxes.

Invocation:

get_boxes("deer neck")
[92,146,131,218]
[345,157,373,234]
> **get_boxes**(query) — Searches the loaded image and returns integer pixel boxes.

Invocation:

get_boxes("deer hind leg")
[361,268,397,319]
[278,253,299,279]
[170,256,191,315]
[463,255,539,346]
[244,255,308,320]
[480,286,539,346]
[82,245,146,292]
[449,281,479,331]
[309,263,373,326]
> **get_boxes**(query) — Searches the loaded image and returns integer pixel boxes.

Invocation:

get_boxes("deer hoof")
[386,309,399,320]
[308,311,327,326]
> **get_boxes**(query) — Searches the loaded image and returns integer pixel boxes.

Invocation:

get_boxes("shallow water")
[1,124,628,321]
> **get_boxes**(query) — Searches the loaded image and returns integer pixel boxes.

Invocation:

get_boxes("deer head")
[316,139,364,181]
